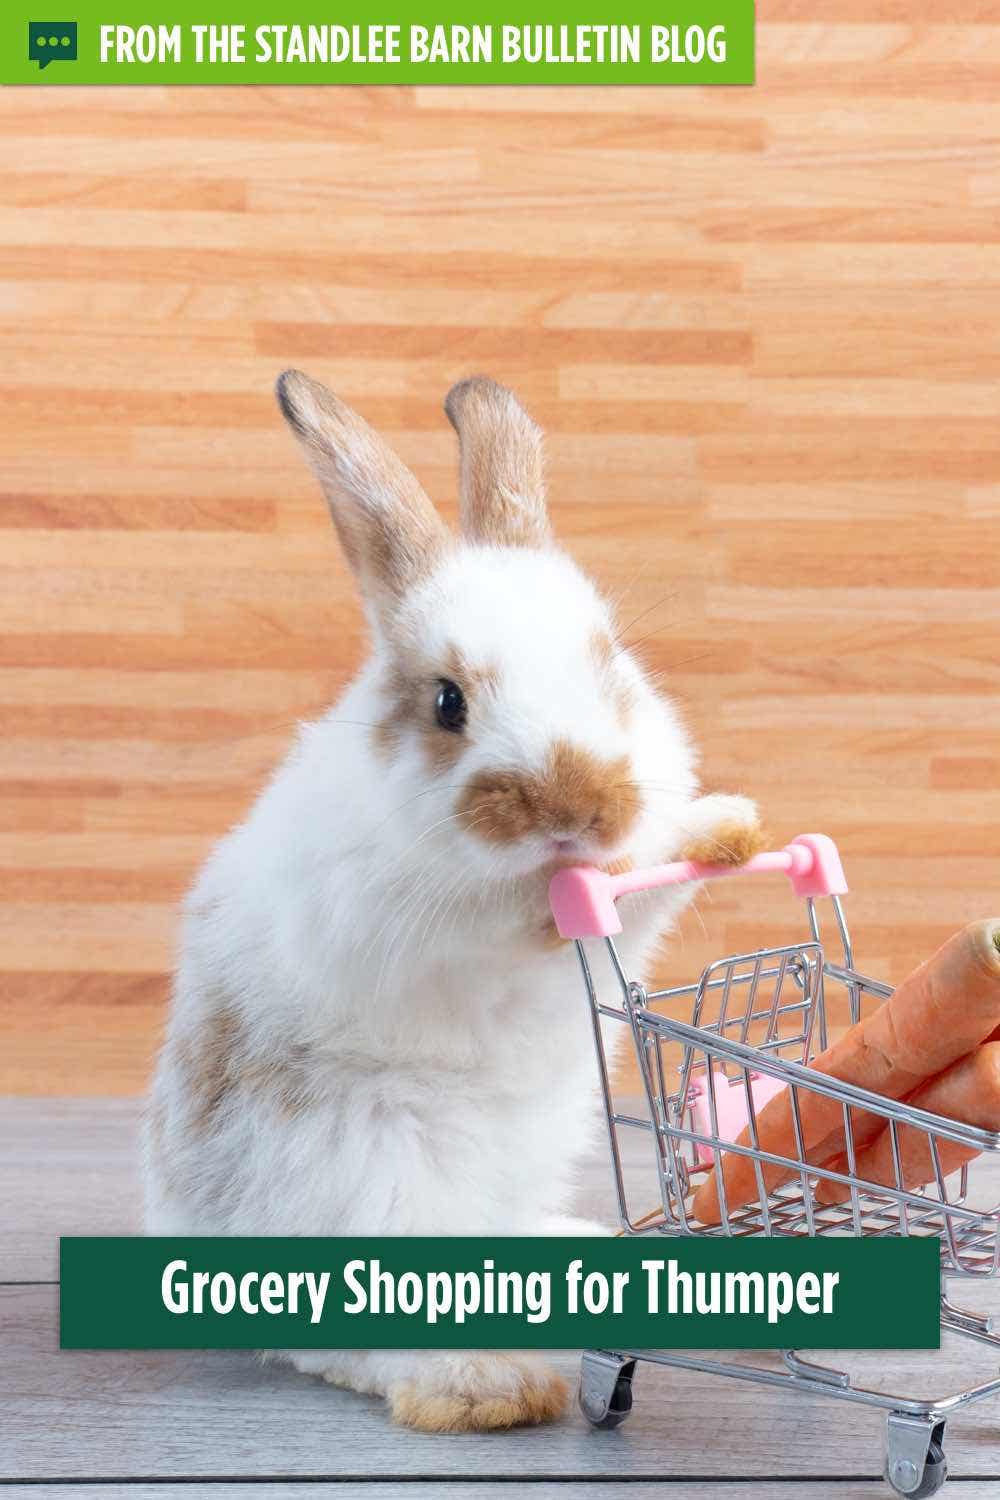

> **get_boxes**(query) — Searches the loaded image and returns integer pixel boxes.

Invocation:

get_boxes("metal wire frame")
[576,896,1000,1276]
[576,888,1000,1479]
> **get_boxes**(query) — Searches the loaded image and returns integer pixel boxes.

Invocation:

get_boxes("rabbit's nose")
[547,807,588,838]
[548,812,604,847]
[457,740,641,850]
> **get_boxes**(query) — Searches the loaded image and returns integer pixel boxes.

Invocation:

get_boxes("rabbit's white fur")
[144,372,760,1433]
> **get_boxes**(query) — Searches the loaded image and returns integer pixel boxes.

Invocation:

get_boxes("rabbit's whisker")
[371,813,493,985]
[364,835,464,970]
[614,590,680,651]
[356,805,472,904]
[615,623,677,661]
[603,553,657,620]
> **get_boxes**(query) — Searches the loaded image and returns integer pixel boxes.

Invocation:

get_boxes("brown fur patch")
[374,644,498,772]
[444,377,550,550]
[372,662,435,765]
[174,999,315,1135]
[591,630,614,669]
[443,645,500,699]
[679,818,767,867]
[390,1370,568,1433]
[458,740,640,848]
[591,629,634,727]
[175,1003,242,1135]
[614,681,636,728]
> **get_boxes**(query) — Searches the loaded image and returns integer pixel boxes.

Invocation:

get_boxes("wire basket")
[550,834,1000,1495]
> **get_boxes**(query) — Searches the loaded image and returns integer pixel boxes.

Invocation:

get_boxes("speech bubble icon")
[28,20,77,69]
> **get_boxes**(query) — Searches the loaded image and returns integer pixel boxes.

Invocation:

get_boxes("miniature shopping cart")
[549,835,1000,1498]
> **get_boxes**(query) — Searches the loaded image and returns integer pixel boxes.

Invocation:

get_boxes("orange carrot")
[692,920,1000,1224]
[814,1042,1000,1203]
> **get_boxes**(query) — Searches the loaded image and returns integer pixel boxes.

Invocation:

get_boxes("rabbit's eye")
[435,679,467,733]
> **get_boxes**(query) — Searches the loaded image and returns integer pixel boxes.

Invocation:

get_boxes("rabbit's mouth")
[547,834,586,860]
[540,833,622,872]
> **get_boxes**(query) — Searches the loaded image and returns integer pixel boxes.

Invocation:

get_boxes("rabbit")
[143,371,763,1433]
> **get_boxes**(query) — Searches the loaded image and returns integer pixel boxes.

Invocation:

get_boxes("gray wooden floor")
[3,1097,1000,1498]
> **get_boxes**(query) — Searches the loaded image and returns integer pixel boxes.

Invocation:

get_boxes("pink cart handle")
[548,833,847,940]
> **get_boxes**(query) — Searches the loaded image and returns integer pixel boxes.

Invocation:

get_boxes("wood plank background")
[2,9,1000,1095]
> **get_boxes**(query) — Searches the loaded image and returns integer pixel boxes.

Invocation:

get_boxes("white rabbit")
[144,371,762,1432]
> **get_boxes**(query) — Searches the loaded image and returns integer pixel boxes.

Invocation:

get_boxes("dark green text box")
[60,1235,940,1350]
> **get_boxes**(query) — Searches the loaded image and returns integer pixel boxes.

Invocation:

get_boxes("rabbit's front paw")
[678,793,766,867]
[389,1353,567,1433]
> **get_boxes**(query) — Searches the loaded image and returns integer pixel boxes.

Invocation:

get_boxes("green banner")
[1,1,754,84]
[60,1235,939,1350]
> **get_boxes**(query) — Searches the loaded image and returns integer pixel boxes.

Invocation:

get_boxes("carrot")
[817,1020,1000,1192]
[691,919,1000,1224]
[814,1042,1000,1204]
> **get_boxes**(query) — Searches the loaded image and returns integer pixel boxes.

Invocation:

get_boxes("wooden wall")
[3,10,999,1093]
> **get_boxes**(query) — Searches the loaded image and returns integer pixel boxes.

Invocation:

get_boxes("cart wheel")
[578,1351,636,1429]
[885,1414,947,1498]
[596,1373,633,1429]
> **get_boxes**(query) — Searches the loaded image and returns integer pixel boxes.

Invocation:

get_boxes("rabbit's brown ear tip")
[275,369,311,429]
[443,377,474,426]
[444,375,499,428]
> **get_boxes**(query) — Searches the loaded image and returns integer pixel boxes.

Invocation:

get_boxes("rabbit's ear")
[276,369,447,605]
[444,377,551,549]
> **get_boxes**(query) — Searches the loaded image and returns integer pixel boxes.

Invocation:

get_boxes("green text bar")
[2,2,754,84]
[60,1235,939,1350]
